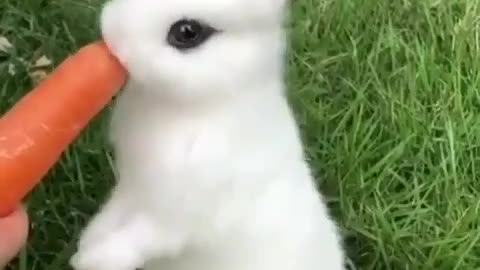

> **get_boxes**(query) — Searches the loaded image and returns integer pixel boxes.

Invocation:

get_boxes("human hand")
[0,208,29,269]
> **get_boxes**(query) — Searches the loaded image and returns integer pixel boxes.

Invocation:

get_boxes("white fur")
[71,0,346,269]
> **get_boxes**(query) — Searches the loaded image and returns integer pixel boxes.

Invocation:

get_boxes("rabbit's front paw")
[70,238,143,270]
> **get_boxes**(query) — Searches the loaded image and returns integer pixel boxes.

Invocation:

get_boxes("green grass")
[1,0,480,269]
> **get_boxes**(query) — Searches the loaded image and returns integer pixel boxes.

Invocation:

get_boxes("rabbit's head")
[101,0,288,101]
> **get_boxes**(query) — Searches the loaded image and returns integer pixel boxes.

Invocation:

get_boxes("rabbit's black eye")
[167,19,216,50]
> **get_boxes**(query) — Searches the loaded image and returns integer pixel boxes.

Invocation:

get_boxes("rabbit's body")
[71,0,346,269]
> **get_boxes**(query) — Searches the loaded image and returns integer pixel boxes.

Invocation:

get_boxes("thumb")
[0,207,29,268]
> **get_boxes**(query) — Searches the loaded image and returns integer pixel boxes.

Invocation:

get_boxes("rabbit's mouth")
[101,40,129,69]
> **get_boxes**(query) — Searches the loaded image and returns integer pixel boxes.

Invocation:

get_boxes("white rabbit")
[70,0,346,269]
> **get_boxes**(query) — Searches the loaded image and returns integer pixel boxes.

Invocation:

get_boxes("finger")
[0,207,29,268]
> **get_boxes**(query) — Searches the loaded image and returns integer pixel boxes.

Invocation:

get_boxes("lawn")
[1,0,480,269]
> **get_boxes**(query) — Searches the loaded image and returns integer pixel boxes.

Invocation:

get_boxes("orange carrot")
[0,41,126,217]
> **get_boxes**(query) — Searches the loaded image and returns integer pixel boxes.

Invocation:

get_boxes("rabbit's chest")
[114,107,233,178]
[110,89,278,185]
[115,113,240,215]
[154,121,230,172]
